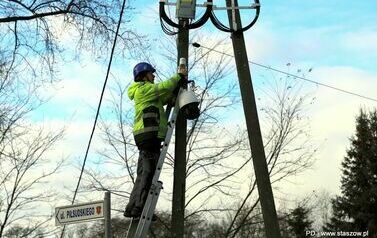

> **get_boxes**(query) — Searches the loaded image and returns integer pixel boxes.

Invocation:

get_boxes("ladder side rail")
[125,219,138,238]
[133,181,163,238]
[151,89,182,185]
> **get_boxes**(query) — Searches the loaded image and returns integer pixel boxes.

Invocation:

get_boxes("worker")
[124,62,187,218]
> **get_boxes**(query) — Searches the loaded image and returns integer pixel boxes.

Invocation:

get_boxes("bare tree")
[0,0,144,87]
[0,120,64,238]
[223,67,317,238]
[312,189,333,230]
[0,1,147,236]
[1,29,65,238]
[81,35,245,214]
[1,9,69,235]
[82,33,317,237]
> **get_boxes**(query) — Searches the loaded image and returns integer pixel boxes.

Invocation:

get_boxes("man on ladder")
[124,62,187,219]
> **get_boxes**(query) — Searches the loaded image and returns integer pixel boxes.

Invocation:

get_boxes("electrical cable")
[187,0,212,29]
[210,10,232,32]
[59,0,128,237]
[159,0,213,31]
[159,1,181,29]
[239,0,260,32]
[160,17,179,35]
[192,42,377,103]
[159,1,260,33]
[159,0,258,33]
[209,0,260,33]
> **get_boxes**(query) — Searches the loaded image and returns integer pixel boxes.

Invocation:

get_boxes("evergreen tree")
[282,204,313,238]
[325,109,377,236]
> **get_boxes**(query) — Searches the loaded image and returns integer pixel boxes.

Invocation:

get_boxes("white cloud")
[244,24,342,65]
[279,66,377,197]
[341,29,377,54]
[244,24,281,62]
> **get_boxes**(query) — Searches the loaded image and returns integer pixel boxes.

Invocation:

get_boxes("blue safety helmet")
[133,62,156,81]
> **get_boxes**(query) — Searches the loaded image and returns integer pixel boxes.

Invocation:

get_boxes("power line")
[191,42,377,103]
[59,0,127,237]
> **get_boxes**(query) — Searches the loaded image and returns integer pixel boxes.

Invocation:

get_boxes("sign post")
[104,192,112,238]
[55,200,104,226]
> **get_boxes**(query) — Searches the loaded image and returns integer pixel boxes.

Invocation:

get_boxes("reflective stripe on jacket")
[127,74,181,146]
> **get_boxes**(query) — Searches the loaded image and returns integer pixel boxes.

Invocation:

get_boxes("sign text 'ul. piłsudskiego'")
[55,200,104,226]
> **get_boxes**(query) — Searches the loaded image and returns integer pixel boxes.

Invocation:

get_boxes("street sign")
[55,200,104,226]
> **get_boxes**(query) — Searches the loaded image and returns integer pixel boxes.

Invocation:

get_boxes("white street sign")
[55,200,104,226]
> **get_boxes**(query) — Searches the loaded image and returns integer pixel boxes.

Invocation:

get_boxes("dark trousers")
[126,150,159,212]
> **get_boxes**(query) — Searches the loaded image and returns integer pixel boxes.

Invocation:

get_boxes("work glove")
[172,74,187,96]
[177,65,188,87]
[178,65,187,75]
[178,74,188,87]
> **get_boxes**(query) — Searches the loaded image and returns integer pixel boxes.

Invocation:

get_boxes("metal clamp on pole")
[176,0,197,19]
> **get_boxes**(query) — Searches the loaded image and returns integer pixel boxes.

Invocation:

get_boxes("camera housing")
[178,88,200,120]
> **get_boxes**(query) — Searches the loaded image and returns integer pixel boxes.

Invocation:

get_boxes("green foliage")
[325,109,377,236]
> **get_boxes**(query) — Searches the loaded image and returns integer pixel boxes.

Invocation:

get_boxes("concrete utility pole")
[225,0,281,237]
[159,1,281,237]
[172,19,189,238]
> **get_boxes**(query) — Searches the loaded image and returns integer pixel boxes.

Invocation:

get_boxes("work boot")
[124,207,142,218]
[123,209,132,218]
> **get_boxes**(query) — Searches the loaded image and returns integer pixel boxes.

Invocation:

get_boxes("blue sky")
[262,1,377,71]
[128,0,377,71]
[31,0,377,211]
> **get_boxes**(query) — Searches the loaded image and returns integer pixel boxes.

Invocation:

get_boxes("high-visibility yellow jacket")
[127,74,181,147]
